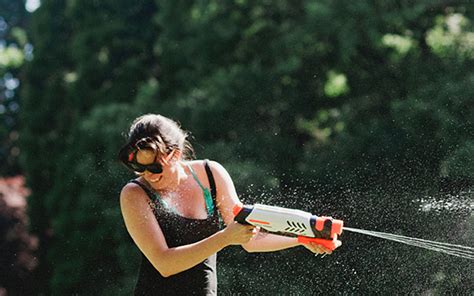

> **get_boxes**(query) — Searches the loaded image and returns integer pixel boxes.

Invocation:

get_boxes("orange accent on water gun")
[315,216,343,238]
[297,235,340,251]
[233,204,243,217]
[248,219,270,225]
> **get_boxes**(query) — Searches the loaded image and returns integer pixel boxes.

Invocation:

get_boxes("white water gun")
[233,204,343,251]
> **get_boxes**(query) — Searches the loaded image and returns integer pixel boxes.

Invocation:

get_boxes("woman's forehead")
[136,149,158,163]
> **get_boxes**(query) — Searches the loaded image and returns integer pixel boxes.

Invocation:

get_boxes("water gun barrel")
[233,204,343,251]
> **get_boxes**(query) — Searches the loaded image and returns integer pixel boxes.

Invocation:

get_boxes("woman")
[118,114,339,295]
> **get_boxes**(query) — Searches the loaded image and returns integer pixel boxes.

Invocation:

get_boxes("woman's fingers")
[303,242,333,255]
[313,243,331,254]
[222,222,257,245]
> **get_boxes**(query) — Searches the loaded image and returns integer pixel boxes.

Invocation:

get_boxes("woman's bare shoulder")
[120,181,149,208]
[206,160,230,179]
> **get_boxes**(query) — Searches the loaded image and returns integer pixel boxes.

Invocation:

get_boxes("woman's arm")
[120,183,255,277]
[210,161,335,254]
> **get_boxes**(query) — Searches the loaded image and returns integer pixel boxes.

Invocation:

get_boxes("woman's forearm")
[150,221,255,277]
[156,230,229,277]
[242,230,300,252]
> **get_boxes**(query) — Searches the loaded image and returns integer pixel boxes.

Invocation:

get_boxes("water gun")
[233,204,343,251]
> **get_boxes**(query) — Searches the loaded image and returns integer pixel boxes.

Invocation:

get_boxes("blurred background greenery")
[1,0,473,295]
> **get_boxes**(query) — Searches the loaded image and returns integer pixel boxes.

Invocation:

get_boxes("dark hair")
[118,114,194,166]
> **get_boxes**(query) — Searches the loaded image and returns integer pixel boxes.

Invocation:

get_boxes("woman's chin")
[144,174,163,184]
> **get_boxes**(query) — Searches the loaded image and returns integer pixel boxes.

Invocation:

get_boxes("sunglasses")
[126,150,163,174]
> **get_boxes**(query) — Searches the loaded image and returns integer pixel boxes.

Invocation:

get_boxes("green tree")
[0,0,28,176]
[20,0,473,294]
[20,0,73,293]
[21,0,157,294]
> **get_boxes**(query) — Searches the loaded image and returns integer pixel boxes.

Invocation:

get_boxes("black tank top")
[131,161,221,296]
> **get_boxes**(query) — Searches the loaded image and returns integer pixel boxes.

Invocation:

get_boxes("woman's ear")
[167,149,182,163]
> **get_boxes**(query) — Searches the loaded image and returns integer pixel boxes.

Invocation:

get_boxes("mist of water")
[344,227,474,260]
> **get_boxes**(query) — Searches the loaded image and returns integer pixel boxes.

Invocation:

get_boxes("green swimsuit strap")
[187,164,215,216]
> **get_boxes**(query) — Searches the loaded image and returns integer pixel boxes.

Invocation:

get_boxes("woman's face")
[135,149,180,190]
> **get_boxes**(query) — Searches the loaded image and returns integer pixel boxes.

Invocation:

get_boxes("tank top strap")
[203,160,218,216]
[129,179,170,210]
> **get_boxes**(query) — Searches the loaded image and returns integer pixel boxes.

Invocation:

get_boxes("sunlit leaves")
[0,45,24,68]
[9,27,27,46]
[382,33,417,59]
[324,70,349,98]
[426,13,474,60]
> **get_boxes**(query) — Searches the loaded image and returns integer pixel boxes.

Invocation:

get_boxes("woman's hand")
[301,240,342,255]
[221,222,257,246]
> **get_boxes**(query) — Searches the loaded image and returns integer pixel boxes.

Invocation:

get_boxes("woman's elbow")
[150,256,174,277]
[154,264,174,278]
[159,270,172,278]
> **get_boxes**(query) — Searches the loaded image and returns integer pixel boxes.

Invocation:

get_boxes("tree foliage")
[19,0,473,295]
[0,0,28,176]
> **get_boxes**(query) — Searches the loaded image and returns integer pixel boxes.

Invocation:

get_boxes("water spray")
[233,204,474,259]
